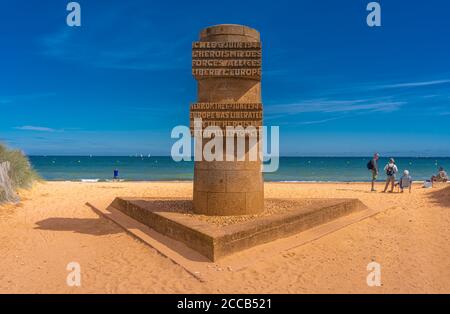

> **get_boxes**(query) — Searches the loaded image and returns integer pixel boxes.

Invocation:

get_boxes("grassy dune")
[0,143,40,203]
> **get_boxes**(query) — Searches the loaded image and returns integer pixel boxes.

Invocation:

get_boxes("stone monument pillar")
[190,24,264,216]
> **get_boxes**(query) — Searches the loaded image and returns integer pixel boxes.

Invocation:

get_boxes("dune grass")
[0,143,40,202]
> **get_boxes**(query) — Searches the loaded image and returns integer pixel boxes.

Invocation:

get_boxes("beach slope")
[0,182,448,293]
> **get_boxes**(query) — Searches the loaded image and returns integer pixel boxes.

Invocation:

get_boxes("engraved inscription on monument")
[191,24,264,216]
[190,103,263,130]
[192,41,262,80]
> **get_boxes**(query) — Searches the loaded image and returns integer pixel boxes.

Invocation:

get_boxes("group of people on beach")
[367,153,448,193]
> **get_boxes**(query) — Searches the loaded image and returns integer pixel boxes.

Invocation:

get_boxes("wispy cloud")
[267,99,405,116]
[296,116,345,125]
[265,75,450,125]
[377,79,450,89]
[15,126,56,132]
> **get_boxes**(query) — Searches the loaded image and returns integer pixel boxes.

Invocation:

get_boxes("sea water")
[28,156,449,182]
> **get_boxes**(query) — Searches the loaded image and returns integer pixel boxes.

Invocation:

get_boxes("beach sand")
[0,181,449,293]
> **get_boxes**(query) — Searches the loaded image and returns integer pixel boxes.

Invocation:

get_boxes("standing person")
[367,153,380,192]
[383,158,398,193]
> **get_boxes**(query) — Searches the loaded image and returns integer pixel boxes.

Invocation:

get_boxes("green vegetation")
[0,143,40,193]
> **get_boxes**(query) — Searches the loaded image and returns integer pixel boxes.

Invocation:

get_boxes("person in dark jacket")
[367,153,380,192]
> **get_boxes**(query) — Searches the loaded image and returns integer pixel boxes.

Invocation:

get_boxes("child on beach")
[398,170,413,193]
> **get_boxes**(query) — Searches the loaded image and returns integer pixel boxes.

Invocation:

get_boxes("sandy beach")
[0,181,449,294]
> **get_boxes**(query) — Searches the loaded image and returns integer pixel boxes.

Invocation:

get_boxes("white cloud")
[15,126,56,132]
[296,116,344,125]
[378,79,450,89]
[267,99,405,116]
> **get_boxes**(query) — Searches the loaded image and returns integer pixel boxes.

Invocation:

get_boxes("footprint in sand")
[282,252,296,258]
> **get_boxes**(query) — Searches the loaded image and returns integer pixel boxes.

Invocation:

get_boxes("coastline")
[27,156,450,183]
[40,179,444,184]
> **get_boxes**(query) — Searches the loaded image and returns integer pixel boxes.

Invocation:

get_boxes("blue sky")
[1,0,449,156]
